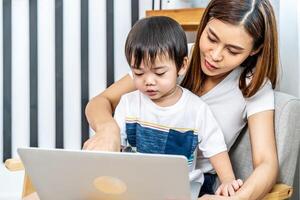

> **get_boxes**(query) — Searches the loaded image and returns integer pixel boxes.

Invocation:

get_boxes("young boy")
[114,16,242,197]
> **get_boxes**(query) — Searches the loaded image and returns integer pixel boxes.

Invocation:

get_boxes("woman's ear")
[250,45,263,56]
[178,57,189,76]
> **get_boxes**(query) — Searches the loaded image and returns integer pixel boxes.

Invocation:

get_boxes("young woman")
[84,0,279,199]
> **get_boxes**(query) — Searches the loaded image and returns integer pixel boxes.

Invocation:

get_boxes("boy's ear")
[178,57,189,76]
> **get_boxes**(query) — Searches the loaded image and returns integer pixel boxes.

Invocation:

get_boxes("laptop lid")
[18,147,191,200]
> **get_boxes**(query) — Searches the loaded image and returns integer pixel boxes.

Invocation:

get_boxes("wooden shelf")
[146,8,205,32]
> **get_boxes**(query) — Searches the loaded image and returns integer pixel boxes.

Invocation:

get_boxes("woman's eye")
[207,35,217,43]
[228,49,239,55]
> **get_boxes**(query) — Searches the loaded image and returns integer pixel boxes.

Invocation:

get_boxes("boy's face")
[131,55,186,104]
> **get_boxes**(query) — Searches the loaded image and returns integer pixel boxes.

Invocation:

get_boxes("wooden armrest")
[5,158,35,197]
[4,158,24,171]
[263,184,293,200]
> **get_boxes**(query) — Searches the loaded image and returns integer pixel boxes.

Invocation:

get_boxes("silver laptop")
[18,147,198,200]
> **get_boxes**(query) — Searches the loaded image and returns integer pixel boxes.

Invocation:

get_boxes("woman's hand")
[199,194,240,200]
[84,74,135,152]
[215,179,243,196]
[82,121,121,152]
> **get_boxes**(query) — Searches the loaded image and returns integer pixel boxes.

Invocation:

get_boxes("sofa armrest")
[4,158,24,171]
[263,184,293,200]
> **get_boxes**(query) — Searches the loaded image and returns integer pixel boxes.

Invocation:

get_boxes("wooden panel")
[4,159,36,198]
[146,8,205,32]
[4,158,24,171]
[262,184,293,200]
[22,174,36,198]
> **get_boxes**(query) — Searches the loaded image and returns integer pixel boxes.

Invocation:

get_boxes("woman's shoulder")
[229,67,273,95]
[241,69,275,118]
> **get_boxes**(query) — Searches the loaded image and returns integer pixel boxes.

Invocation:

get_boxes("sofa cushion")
[229,91,300,186]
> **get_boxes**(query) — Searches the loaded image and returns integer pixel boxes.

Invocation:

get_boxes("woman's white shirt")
[196,67,274,173]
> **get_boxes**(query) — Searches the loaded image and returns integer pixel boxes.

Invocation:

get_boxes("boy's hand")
[199,194,241,200]
[215,179,243,196]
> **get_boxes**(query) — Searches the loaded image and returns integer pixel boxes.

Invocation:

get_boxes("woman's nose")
[210,46,223,62]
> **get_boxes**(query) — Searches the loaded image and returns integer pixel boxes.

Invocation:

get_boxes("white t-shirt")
[114,87,227,184]
[128,67,274,174]
[196,67,274,173]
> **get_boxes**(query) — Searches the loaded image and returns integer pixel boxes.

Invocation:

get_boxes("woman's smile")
[204,59,219,71]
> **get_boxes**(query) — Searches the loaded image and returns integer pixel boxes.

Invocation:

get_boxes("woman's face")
[199,18,256,79]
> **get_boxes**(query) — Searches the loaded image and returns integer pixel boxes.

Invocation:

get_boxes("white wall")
[298,0,300,97]
[278,2,300,200]
[11,0,30,158]
[0,0,140,161]
[278,0,300,98]
[139,0,153,18]
[114,0,131,81]
[63,0,82,149]
[38,0,55,148]
[89,0,106,99]
[296,1,300,198]
[0,0,3,166]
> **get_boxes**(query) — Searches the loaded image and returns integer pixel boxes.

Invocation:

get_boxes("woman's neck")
[198,71,231,96]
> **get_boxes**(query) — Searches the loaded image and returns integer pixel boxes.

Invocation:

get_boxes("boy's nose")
[145,75,155,86]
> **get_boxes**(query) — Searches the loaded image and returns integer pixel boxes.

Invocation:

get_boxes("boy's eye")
[156,72,166,76]
[134,72,143,76]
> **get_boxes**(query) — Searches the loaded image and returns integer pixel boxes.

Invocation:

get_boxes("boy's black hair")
[125,16,187,71]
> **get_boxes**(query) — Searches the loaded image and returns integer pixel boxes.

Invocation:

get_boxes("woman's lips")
[205,59,218,71]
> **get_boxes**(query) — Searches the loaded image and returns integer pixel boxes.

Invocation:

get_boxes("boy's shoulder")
[180,87,212,115]
[120,90,152,108]
[120,90,141,102]
[181,87,206,105]
[120,88,208,110]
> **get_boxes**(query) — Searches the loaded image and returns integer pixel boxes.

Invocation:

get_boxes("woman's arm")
[199,110,278,200]
[234,110,279,200]
[83,74,136,151]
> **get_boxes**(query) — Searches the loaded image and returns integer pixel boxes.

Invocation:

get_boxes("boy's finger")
[237,179,243,186]
[228,185,235,196]
[232,180,239,190]
[82,140,90,149]
[222,186,229,197]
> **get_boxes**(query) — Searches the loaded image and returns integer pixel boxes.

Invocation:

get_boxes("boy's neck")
[152,85,183,107]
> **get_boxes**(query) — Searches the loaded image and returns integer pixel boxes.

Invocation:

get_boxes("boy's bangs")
[130,46,173,69]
